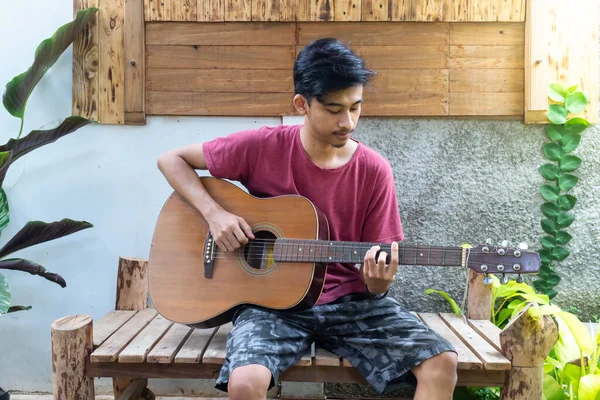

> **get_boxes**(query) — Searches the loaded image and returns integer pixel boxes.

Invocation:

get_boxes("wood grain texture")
[252,0,280,20]
[449,92,523,115]
[469,0,499,21]
[280,0,309,21]
[450,69,523,92]
[172,0,197,20]
[362,0,388,21]
[73,0,99,121]
[450,22,524,45]
[413,0,446,21]
[124,0,146,124]
[98,0,125,124]
[225,0,251,20]
[449,45,524,69]
[497,0,524,21]
[334,0,361,21]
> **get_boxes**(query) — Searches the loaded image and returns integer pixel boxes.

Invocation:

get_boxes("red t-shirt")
[203,124,404,304]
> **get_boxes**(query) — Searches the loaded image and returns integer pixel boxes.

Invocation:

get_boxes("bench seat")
[86,307,510,387]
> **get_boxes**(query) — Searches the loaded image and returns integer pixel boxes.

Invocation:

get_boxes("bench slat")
[418,313,482,370]
[314,347,341,367]
[147,323,193,363]
[467,319,503,353]
[174,327,217,363]
[91,308,158,362]
[93,310,137,348]
[202,323,233,364]
[440,313,511,370]
[119,314,173,363]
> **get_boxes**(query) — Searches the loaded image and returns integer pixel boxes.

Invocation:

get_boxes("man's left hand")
[362,242,399,294]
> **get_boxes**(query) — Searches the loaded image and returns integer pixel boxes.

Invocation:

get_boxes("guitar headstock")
[466,240,540,284]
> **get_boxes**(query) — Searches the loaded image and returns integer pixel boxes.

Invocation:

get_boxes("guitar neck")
[273,239,465,267]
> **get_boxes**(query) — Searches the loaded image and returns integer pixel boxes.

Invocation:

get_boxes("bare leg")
[228,364,272,400]
[411,351,458,400]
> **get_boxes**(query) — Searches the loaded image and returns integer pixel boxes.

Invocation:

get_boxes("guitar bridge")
[204,233,216,278]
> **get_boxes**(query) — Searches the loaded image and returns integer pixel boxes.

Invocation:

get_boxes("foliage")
[535,84,591,300]
[0,8,98,315]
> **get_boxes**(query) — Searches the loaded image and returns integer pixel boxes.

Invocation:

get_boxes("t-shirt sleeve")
[361,161,404,243]
[202,127,264,185]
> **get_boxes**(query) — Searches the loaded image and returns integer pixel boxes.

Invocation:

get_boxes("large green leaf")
[556,231,573,245]
[556,212,575,228]
[558,174,578,191]
[542,219,559,234]
[539,163,561,180]
[565,117,590,134]
[540,184,560,201]
[424,289,462,316]
[579,375,600,400]
[0,116,93,187]
[548,105,568,124]
[541,236,557,249]
[559,155,582,172]
[541,202,561,218]
[561,133,582,153]
[551,246,570,262]
[0,218,93,259]
[0,272,9,314]
[549,84,567,103]
[0,187,9,239]
[547,124,566,141]
[543,143,565,161]
[2,8,98,121]
[565,92,588,114]
[557,195,577,211]
[0,258,66,287]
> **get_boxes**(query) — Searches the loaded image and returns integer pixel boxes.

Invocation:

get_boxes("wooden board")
[252,0,280,20]
[280,0,309,21]
[145,0,172,20]
[362,92,448,116]
[467,319,503,353]
[448,46,524,69]
[449,92,523,115]
[172,0,197,21]
[450,22,524,45]
[362,0,388,21]
[124,0,146,124]
[98,0,125,124]
[412,0,446,21]
[314,347,341,366]
[469,0,498,22]
[334,0,361,21]
[118,314,173,362]
[439,313,511,370]
[202,323,233,364]
[73,0,99,121]
[497,0,524,22]
[174,327,217,363]
[93,310,136,348]
[418,312,483,369]
[146,22,295,45]
[147,323,193,363]
[90,308,158,362]
[449,69,523,92]
[226,0,251,20]
[368,69,449,93]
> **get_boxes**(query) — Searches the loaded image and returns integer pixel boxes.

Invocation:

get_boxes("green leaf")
[556,231,573,245]
[0,218,93,259]
[542,374,564,400]
[559,155,582,172]
[567,84,579,95]
[549,84,567,102]
[557,194,577,211]
[541,236,557,249]
[0,187,9,239]
[540,185,560,201]
[539,163,561,180]
[561,132,581,153]
[2,8,99,120]
[558,174,578,191]
[0,116,93,187]
[534,279,549,292]
[424,289,462,316]
[543,143,565,161]
[0,258,66,287]
[548,104,568,124]
[565,92,588,114]
[551,246,570,262]
[541,202,561,218]
[579,375,600,400]
[546,124,566,141]
[546,289,558,299]
[541,219,559,234]
[0,272,9,314]
[538,249,552,264]
[556,212,575,228]
[565,117,590,134]
[0,151,14,185]
[545,272,561,287]
[7,305,32,313]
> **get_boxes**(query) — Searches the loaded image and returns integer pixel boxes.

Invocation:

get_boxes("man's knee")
[228,364,272,400]
[413,351,458,384]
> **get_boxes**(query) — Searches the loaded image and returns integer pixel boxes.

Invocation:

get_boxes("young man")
[157,38,458,399]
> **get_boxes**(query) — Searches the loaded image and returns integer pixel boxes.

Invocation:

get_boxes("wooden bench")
[51,257,558,400]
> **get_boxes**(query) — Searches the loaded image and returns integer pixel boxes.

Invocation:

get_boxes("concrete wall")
[0,0,598,394]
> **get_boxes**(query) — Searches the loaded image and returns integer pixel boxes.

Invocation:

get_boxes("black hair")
[293,38,376,104]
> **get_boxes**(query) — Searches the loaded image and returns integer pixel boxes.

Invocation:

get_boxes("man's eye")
[351,108,359,112]
[328,109,341,114]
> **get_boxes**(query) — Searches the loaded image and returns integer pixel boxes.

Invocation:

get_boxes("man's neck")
[299,125,358,169]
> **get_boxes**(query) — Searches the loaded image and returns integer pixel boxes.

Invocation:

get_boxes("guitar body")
[148,177,329,328]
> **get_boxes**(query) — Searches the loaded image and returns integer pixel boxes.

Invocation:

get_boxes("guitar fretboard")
[272,239,464,267]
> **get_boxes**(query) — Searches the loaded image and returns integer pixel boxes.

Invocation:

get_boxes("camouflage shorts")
[215,294,456,394]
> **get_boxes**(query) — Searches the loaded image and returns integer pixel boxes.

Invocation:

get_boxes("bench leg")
[113,378,148,400]
[51,315,95,400]
[499,304,558,400]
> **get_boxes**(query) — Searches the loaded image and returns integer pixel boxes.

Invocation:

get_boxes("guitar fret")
[442,247,446,265]
[428,245,431,265]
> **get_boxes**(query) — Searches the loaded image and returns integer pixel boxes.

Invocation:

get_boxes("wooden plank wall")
[72,0,598,124]
[144,22,524,117]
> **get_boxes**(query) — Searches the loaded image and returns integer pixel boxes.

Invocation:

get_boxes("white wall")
[0,0,281,392]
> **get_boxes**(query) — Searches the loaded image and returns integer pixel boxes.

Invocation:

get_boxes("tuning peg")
[482,274,494,285]
[500,273,509,285]
[518,243,529,251]
[516,274,524,283]
[485,238,494,246]
[501,240,512,248]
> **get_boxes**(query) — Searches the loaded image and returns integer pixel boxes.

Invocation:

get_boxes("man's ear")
[293,94,309,115]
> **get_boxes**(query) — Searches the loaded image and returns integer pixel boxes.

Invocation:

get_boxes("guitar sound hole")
[244,230,277,270]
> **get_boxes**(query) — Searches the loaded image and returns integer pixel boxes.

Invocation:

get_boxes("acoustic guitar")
[148,177,541,329]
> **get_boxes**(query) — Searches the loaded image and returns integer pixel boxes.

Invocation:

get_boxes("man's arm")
[157,143,254,251]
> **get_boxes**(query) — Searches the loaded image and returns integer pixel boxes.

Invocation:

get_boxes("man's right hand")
[207,209,255,252]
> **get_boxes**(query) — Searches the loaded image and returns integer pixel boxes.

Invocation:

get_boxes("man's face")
[295,85,363,149]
